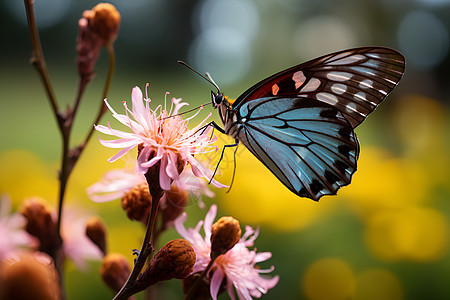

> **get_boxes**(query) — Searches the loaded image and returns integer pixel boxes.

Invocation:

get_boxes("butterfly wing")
[236,96,359,201]
[233,47,405,128]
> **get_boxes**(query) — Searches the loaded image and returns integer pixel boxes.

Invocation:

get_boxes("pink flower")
[95,85,225,190]
[174,205,279,300]
[87,166,214,207]
[87,168,147,202]
[60,208,103,270]
[0,195,37,261]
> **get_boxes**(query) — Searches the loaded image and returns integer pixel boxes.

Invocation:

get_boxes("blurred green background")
[1,0,450,299]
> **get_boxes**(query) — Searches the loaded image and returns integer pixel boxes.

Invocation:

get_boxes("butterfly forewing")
[236,97,359,201]
[233,47,405,128]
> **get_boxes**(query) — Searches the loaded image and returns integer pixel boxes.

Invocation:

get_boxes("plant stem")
[81,44,115,149]
[24,0,61,127]
[113,179,163,300]
[184,258,215,300]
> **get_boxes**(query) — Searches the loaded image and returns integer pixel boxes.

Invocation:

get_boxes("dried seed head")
[137,239,196,289]
[0,253,60,300]
[210,216,241,260]
[121,184,152,224]
[85,216,107,255]
[20,197,58,254]
[100,253,130,292]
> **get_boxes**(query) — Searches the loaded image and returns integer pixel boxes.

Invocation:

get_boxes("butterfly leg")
[227,142,239,193]
[209,139,239,186]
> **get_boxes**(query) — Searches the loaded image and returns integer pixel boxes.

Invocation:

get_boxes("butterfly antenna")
[177,60,221,93]
[162,101,211,120]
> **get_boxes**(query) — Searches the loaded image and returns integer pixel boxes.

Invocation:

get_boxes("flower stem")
[113,176,163,300]
[81,44,115,149]
[24,0,60,127]
[184,258,216,300]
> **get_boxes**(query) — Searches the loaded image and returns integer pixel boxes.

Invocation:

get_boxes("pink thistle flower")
[87,166,214,207]
[174,205,279,300]
[0,195,37,261]
[95,85,225,190]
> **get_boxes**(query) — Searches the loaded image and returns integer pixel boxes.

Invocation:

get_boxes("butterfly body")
[209,47,405,201]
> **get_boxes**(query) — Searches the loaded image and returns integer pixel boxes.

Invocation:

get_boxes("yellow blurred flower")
[389,94,449,188]
[354,268,403,300]
[301,257,355,300]
[340,146,430,219]
[365,206,448,262]
[0,150,57,206]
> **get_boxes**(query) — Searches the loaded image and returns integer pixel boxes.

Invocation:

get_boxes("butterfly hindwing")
[236,96,359,201]
[233,47,405,128]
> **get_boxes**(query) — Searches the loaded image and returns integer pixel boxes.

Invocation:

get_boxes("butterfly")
[183,47,405,201]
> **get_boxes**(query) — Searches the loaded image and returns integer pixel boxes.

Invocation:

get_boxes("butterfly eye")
[211,92,224,105]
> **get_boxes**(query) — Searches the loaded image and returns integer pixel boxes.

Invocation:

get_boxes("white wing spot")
[301,78,321,92]
[293,71,306,89]
[316,92,338,105]
[328,54,365,65]
[331,83,347,95]
[359,79,373,89]
[346,102,359,113]
[354,92,366,102]
[327,72,353,82]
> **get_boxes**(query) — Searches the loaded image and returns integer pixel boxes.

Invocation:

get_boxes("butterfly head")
[211,91,236,109]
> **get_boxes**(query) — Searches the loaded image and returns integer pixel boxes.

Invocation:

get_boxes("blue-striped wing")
[236,97,359,201]
[234,47,405,128]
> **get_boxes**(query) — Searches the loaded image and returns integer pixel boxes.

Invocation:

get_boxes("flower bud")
[100,253,130,292]
[0,253,60,300]
[85,216,107,255]
[210,216,241,260]
[137,239,195,288]
[121,184,151,224]
[77,3,120,78]
[20,197,58,254]
[160,185,188,230]
[85,3,120,46]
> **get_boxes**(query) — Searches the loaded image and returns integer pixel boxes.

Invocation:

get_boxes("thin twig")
[24,0,61,127]
[113,178,163,300]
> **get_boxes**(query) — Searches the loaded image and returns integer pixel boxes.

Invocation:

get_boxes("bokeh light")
[293,15,359,60]
[2,0,72,29]
[398,11,449,69]
[302,258,355,300]
[365,206,448,262]
[354,269,403,300]
[188,0,259,86]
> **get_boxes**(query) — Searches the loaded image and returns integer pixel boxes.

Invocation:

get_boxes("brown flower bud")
[76,3,120,79]
[100,253,131,292]
[85,216,107,255]
[85,3,120,46]
[0,253,60,300]
[137,239,196,289]
[121,184,152,224]
[160,185,188,230]
[210,216,241,260]
[20,197,58,255]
